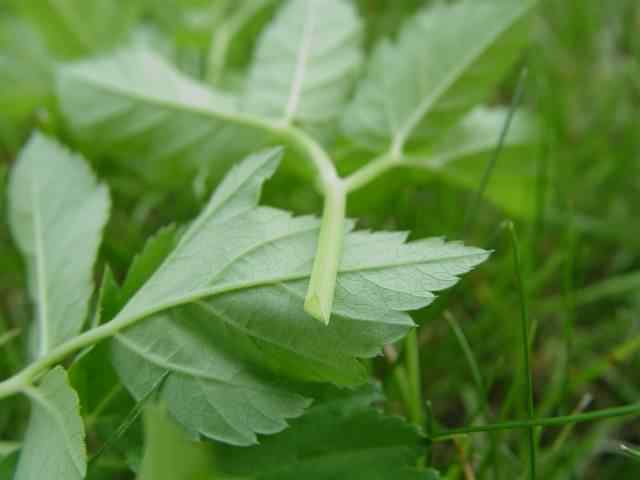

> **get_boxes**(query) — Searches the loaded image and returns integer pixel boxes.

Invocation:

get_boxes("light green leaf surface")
[8,133,110,358]
[405,107,539,217]
[57,47,271,188]
[12,0,141,58]
[114,148,488,385]
[14,367,86,480]
[214,391,440,480]
[111,200,310,447]
[342,0,537,153]
[244,0,363,135]
[113,305,311,447]
[110,148,487,445]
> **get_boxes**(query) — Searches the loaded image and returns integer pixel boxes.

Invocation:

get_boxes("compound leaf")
[110,148,488,445]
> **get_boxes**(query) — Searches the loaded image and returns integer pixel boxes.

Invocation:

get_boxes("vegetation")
[1,0,639,478]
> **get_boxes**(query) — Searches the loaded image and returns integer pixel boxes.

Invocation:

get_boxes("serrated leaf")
[8,133,110,358]
[114,148,488,385]
[113,304,311,447]
[405,107,539,217]
[342,0,537,152]
[111,148,487,445]
[56,47,271,188]
[11,0,141,58]
[244,0,363,136]
[214,392,439,480]
[14,367,87,480]
[120,225,178,305]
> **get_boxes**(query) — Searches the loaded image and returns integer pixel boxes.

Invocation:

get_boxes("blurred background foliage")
[1,0,640,478]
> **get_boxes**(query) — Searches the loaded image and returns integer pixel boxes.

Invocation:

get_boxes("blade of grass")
[571,334,640,390]
[445,311,499,480]
[538,271,640,313]
[549,393,593,454]
[462,67,529,235]
[405,329,425,427]
[0,329,20,349]
[508,222,537,480]
[432,401,640,441]
[425,400,435,467]
[620,443,640,462]
[89,371,168,467]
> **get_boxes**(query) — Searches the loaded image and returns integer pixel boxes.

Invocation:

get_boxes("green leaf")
[404,107,539,217]
[11,0,141,58]
[138,404,213,480]
[110,148,487,444]
[8,133,110,358]
[0,17,52,151]
[214,391,439,479]
[14,367,87,480]
[114,148,488,385]
[244,0,363,136]
[206,0,279,86]
[342,0,537,153]
[113,305,311,447]
[120,225,178,306]
[57,47,271,188]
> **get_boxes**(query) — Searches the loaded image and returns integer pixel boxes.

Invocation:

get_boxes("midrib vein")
[116,251,486,330]
[30,171,49,358]
[284,0,318,123]
[392,5,527,152]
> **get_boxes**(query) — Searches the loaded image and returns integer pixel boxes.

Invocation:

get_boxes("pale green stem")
[304,180,346,323]
[343,153,398,193]
[405,329,425,427]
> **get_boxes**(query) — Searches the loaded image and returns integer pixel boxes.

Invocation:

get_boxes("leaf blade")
[214,389,440,479]
[8,132,110,357]
[56,47,272,188]
[14,367,87,480]
[404,107,540,217]
[244,0,363,135]
[12,0,141,58]
[342,0,537,153]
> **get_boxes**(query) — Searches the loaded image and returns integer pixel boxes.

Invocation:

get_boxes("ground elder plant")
[5,0,638,479]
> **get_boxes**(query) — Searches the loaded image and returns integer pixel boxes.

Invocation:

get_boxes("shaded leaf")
[214,390,439,479]
[138,404,213,480]
[12,0,141,58]
[405,107,540,217]
[0,17,52,151]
